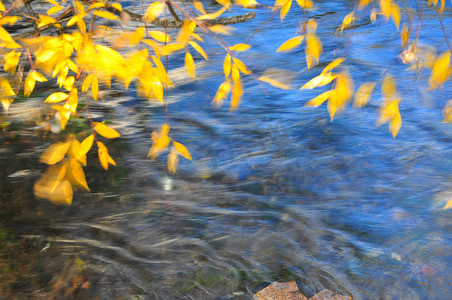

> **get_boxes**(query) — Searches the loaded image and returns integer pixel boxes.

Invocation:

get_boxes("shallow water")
[1,1,452,299]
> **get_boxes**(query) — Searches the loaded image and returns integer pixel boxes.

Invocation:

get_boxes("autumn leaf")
[280,0,292,22]
[185,51,196,79]
[305,90,334,107]
[444,198,452,210]
[189,41,208,60]
[340,11,355,32]
[353,81,376,108]
[173,141,192,160]
[277,35,304,52]
[224,54,232,78]
[66,158,90,191]
[429,50,451,90]
[93,122,120,139]
[229,43,251,52]
[321,58,345,75]
[40,141,71,165]
[167,149,179,173]
[45,92,68,103]
[212,79,231,107]
[93,10,120,21]
[0,78,15,97]
[391,3,401,30]
[144,2,165,22]
[148,124,171,160]
[296,0,313,9]
[300,73,337,90]
[198,5,229,20]
[97,141,116,170]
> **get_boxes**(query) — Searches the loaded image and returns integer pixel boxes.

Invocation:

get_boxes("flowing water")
[1,1,452,299]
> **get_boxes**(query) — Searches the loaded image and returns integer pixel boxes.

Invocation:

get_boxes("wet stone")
[254,281,351,300]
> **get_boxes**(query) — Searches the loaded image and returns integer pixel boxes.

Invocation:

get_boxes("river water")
[1,1,452,299]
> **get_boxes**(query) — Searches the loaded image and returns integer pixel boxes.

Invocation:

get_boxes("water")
[1,1,452,299]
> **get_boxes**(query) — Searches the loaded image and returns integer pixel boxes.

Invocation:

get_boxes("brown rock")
[309,289,352,300]
[253,281,308,300]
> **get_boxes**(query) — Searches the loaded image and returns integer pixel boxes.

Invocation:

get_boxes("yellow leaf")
[276,35,304,52]
[307,19,317,32]
[176,20,196,44]
[97,141,116,170]
[93,122,120,139]
[194,0,206,14]
[24,72,36,97]
[189,41,209,60]
[230,65,242,111]
[63,76,75,91]
[429,50,451,90]
[4,49,21,74]
[0,1,5,11]
[49,163,67,193]
[280,0,292,22]
[300,73,337,90]
[1,98,13,111]
[144,2,165,22]
[401,23,409,48]
[31,71,47,82]
[444,198,452,210]
[167,149,179,173]
[198,5,229,20]
[185,51,196,78]
[0,78,15,97]
[67,158,90,191]
[173,141,192,160]
[378,99,400,126]
[328,71,354,120]
[380,0,391,20]
[233,58,251,75]
[229,43,251,52]
[82,74,93,92]
[37,15,59,29]
[45,92,68,103]
[216,0,231,6]
[353,81,376,108]
[209,25,235,35]
[92,75,99,101]
[224,54,232,78]
[259,76,291,90]
[305,90,334,107]
[40,142,71,165]
[389,111,402,138]
[34,176,73,205]
[78,134,94,161]
[358,0,372,9]
[321,57,346,74]
[296,0,313,9]
[47,5,63,15]
[306,33,322,67]
[111,3,123,12]
[391,3,401,30]
[235,0,258,8]
[148,30,171,43]
[130,27,145,46]
[340,11,355,32]
[52,105,71,130]
[148,124,171,159]
[212,79,231,107]
[0,16,20,26]
[67,88,78,113]
[160,43,185,56]
[88,2,105,10]
[382,73,396,101]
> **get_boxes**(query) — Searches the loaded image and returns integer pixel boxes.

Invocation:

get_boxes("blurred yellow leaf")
[34,177,73,205]
[340,11,355,32]
[322,58,346,75]
[429,50,451,90]
[160,43,185,56]
[93,122,120,139]
[212,79,231,107]
[382,73,396,102]
[82,74,93,92]
[296,0,313,9]
[173,141,192,160]
[0,1,5,11]
[229,43,251,52]
[233,58,251,75]
[148,124,171,159]
[0,16,21,26]
[280,0,292,22]
[305,90,333,107]
[148,30,171,43]
[224,54,232,78]
[306,33,322,69]
[67,158,90,191]
[92,75,99,101]
[185,51,196,78]
[24,73,36,97]
[378,99,400,126]
[353,81,376,108]
[230,65,242,111]
[4,49,21,73]
[358,0,372,9]
[401,23,409,48]
[391,3,401,30]
[444,198,452,209]
[216,0,231,6]
[1,98,13,111]
[0,78,15,97]
[97,141,116,170]
[328,71,354,120]
[276,35,304,52]
[198,5,229,20]
[111,3,123,11]
[235,0,258,8]
[389,110,402,138]
[259,76,291,90]
[93,10,119,20]
[79,134,94,161]
[167,149,179,173]
[144,2,165,22]
[189,41,209,60]
[45,92,68,103]
[300,73,337,90]
[194,0,206,14]
[209,25,235,35]
[380,0,391,20]
[40,142,71,165]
